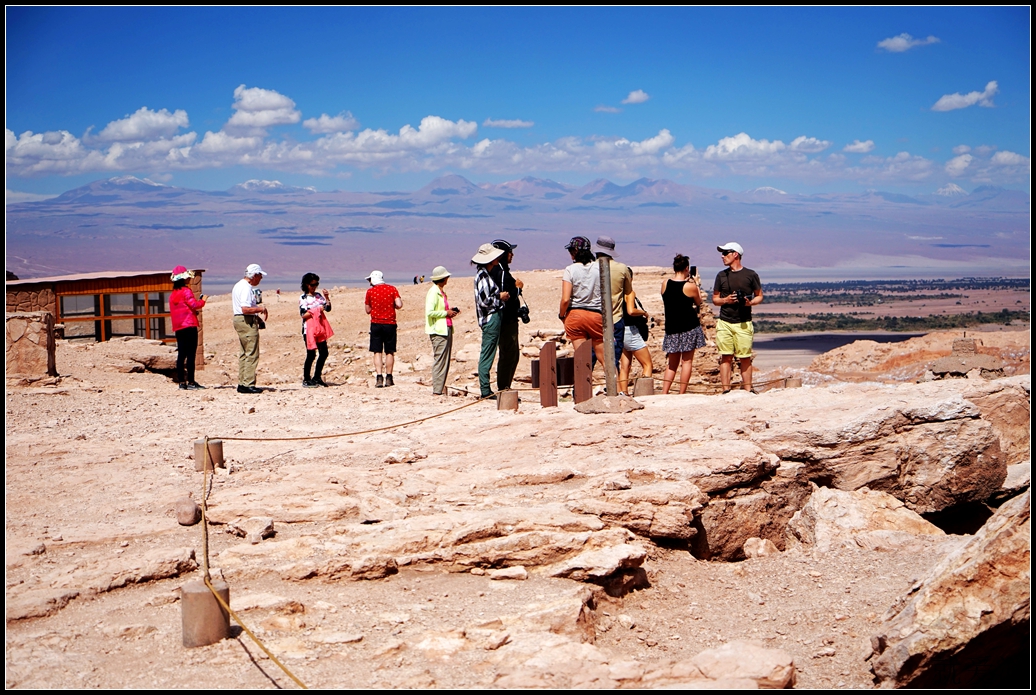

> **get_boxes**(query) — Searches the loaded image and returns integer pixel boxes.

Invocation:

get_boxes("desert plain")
[5,268,1031,689]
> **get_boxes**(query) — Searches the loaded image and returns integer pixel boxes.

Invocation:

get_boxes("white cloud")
[945,153,973,177]
[843,139,875,153]
[704,132,786,159]
[483,118,534,128]
[303,112,360,134]
[95,107,189,142]
[594,105,622,113]
[877,33,940,52]
[621,90,650,105]
[789,136,832,153]
[991,150,1029,167]
[225,85,301,134]
[952,145,971,155]
[932,81,998,112]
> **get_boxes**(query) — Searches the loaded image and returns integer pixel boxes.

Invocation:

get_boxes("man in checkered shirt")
[471,243,508,398]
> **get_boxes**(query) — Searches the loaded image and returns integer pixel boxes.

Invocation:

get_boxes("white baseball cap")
[717,242,744,256]
[245,263,267,277]
[366,270,385,285]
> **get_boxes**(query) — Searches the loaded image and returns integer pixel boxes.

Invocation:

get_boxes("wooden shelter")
[6,270,206,356]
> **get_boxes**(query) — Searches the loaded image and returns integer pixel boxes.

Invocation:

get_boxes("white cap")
[366,270,385,285]
[245,263,267,277]
[717,242,744,256]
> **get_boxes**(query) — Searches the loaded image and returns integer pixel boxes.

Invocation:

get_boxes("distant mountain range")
[6,175,1029,281]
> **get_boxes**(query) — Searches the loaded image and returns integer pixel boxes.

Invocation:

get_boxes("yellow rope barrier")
[199,438,308,689]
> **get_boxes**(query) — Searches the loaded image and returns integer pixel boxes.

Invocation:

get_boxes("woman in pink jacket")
[169,265,206,390]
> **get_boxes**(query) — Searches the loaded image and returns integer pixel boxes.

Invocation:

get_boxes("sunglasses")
[720,249,737,256]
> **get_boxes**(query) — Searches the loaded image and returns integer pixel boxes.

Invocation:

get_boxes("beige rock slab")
[786,484,944,553]
[870,491,1030,688]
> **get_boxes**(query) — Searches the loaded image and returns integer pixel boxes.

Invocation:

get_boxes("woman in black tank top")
[659,254,706,394]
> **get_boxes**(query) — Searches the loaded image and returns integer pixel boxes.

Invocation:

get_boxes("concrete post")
[181,578,230,647]
[497,389,519,411]
[633,376,655,397]
[194,439,224,472]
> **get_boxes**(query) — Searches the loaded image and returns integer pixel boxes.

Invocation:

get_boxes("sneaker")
[313,377,329,387]
[303,379,320,388]
[375,375,385,388]
[186,382,205,390]
[385,374,394,387]
[179,383,190,390]
[237,385,263,394]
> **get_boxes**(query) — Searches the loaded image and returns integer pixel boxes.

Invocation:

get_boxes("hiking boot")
[313,377,329,387]
[385,374,394,387]
[375,374,385,388]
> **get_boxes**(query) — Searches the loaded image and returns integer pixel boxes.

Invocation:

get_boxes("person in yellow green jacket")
[425,266,461,395]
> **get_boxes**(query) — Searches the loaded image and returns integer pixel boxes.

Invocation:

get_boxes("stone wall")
[6,312,57,376]
[6,288,57,316]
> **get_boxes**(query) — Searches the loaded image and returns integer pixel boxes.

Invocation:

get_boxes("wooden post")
[573,340,593,404]
[598,257,617,396]
[539,341,558,408]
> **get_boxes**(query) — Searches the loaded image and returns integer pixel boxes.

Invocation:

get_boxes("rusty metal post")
[573,340,593,404]
[539,341,558,407]
[598,257,617,396]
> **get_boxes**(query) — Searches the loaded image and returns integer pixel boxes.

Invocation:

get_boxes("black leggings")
[304,341,328,381]
[175,327,198,384]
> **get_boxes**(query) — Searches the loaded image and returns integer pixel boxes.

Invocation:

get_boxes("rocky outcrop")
[786,484,944,552]
[963,377,1031,465]
[753,386,1007,514]
[869,491,1030,688]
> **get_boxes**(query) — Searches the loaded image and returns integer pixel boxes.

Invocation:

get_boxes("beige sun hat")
[430,266,451,282]
[471,243,505,265]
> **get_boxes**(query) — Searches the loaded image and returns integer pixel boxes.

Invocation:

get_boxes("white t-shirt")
[563,262,602,311]
[232,278,257,315]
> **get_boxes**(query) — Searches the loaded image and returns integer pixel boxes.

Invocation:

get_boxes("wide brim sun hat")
[471,243,505,265]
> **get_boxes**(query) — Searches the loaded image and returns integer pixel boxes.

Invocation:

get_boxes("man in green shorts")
[712,242,763,393]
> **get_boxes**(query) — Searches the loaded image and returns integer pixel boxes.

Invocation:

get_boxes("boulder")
[870,491,1030,688]
[786,485,944,552]
[573,394,645,414]
[227,516,275,544]
[964,378,1031,465]
[175,497,201,526]
[743,537,779,558]
[754,389,1007,514]
[688,640,797,689]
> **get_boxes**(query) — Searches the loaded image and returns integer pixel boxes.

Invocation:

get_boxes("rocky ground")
[5,273,1031,689]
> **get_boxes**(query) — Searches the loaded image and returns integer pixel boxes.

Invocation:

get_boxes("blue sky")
[6,7,1030,198]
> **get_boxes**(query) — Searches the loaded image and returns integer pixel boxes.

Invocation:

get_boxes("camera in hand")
[517,305,531,324]
[734,289,753,305]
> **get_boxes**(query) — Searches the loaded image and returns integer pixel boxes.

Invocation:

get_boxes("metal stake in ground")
[598,257,617,397]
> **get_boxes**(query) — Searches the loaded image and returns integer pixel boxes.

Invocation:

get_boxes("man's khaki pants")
[234,315,260,387]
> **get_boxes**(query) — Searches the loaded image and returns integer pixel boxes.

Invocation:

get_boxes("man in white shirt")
[232,263,269,394]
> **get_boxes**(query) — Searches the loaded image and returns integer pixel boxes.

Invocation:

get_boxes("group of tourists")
[167,236,761,396]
